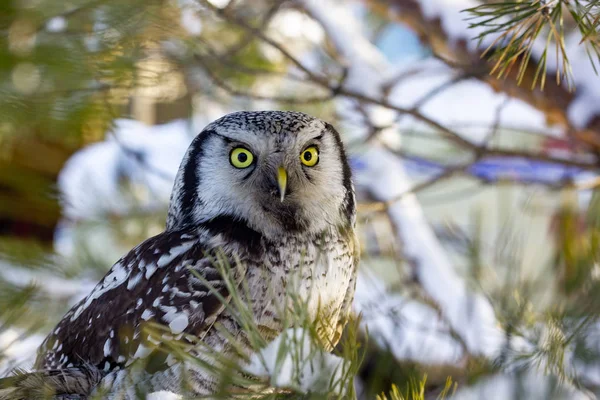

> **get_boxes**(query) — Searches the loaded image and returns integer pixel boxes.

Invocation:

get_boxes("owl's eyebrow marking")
[302,134,323,150]
[214,133,253,150]
[213,133,234,143]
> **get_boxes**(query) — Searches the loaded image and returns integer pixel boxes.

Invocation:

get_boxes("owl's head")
[166,111,355,238]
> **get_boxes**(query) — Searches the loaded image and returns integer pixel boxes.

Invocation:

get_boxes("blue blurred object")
[467,157,582,184]
[350,155,586,185]
[376,24,426,62]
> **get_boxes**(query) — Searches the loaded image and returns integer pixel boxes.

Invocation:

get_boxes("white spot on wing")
[168,313,189,334]
[133,344,152,359]
[104,338,112,357]
[157,242,194,268]
[166,353,177,366]
[127,272,143,290]
[160,305,178,322]
[70,262,130,321]
[145,263,157,279]
[141,309,154,320]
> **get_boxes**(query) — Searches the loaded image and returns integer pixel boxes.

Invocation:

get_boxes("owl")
[28,111,358,398]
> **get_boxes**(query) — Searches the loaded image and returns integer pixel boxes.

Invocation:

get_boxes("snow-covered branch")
[371,0,600,138]
[300,0,505,358]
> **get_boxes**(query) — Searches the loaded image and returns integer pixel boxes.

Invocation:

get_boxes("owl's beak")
[277,166,287,202]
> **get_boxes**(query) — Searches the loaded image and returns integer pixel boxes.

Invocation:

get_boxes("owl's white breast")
[299,243,353,317]
[244,229,356,333]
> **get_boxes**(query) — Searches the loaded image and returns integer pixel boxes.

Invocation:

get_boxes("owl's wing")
[35,227,246,374]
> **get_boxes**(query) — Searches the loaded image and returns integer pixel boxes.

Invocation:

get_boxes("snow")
[396,153,590,186]
[302,0,387,100]
[180,7,202,36]
[387,59,564,141]
[245,328,349,395]
[452,371,593,400]
[46,17,67,33]
[301,0,506,358]
[466,157,587,184]
[0,261,96,302]
[0,329,45,374]
[268,9,325,44]
[354,271,465,364]
[58,118,193,221]
[563,33,600,129]
[147,391,182,400]
[418,0,481,46]
[400,0,600,130]
[305,1,561,145]
[359,147,521,356]
[206,0,230,7]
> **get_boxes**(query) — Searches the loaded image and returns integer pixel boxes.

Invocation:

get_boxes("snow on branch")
[356,147,506,357]
[376,0,600,136]
[355,271,466,364]
[300,0,506,358]
[59,119,193,221]
[245,328,350,395]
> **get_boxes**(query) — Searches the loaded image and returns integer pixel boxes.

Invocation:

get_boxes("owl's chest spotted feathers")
[242,228,357,336]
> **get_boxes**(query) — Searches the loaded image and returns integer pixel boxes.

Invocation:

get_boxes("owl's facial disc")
[167,111,354,237]
[220,130,344,235]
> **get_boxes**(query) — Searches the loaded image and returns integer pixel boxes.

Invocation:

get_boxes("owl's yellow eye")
[300,146,319,167]
[230,147,254,168]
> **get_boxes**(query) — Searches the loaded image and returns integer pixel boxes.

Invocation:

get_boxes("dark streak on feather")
[176,130,214,229]
[324,123,355,224]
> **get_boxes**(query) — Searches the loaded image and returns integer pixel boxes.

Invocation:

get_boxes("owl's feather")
[36,216,258,372]
[0,364,102,400]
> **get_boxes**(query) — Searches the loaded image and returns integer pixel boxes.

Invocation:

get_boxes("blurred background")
[2,0,600,398]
